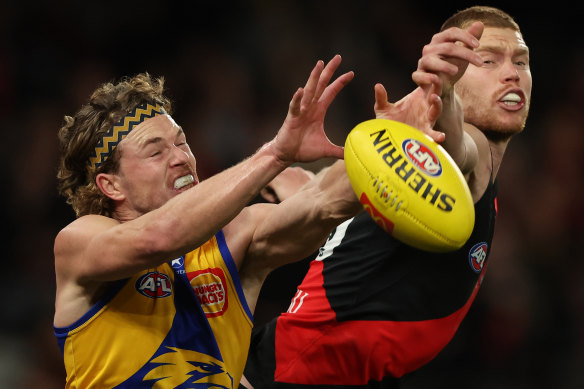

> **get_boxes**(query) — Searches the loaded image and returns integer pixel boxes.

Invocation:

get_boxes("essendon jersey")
[245,179,498,388]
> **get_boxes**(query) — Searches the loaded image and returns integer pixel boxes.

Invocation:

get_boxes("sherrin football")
[344,119,474,252]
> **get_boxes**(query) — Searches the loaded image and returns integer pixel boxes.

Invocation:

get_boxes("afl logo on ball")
[402,139,442,177]
[136,271,173,298]
[469,242,488,273]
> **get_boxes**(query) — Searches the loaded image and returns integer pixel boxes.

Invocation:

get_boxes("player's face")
[455,27,532,137]
[115,114,199,216]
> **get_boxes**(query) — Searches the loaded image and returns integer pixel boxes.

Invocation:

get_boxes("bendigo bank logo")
[188,268,228,317]
[136,271,173,298]
[369,129,455,212]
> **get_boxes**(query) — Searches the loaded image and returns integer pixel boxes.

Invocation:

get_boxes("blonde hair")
[441,6,521,33]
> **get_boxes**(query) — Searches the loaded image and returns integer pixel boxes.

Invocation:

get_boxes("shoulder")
[55,215,118,253]
[54,215,119,275]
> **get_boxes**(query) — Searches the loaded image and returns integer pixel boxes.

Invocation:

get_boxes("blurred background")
[1,0,582,388]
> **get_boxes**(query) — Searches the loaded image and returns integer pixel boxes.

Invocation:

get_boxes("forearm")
[435,87,465,159]
[435,88,478,175]
[249,161,361,268]
[125,142,290,263]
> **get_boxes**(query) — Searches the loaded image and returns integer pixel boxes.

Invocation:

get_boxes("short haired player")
[242,6,531,388]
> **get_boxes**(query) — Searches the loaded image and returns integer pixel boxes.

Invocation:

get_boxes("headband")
[88,102,167,170]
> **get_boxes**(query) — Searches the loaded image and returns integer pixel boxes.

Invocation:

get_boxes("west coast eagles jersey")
[54,231,253,388]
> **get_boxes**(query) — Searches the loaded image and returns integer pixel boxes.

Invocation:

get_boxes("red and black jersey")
[245,179,497,388]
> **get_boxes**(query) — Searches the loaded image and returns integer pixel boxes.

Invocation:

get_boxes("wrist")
[256,139,292,170]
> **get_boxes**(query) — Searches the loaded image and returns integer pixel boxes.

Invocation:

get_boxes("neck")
[485,132,512,179]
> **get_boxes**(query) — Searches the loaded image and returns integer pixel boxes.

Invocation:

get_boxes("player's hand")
[374,83,444,143]
[412,22,484,94]
[272,55,354,164]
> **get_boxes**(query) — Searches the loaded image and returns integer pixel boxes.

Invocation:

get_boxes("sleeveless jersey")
[55,231,253,388]
[244,180,498,387]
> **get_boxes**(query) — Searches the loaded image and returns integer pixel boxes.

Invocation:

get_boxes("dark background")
[1,1,582,388]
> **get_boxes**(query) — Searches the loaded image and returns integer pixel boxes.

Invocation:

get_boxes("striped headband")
[88,102,167,170]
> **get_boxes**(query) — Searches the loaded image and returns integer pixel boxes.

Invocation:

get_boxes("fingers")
[412,71,442,91]
[426,92,442,127]
[305,55,353,111]
[319,70,354,109]
[420,42,482,71]
[301,60,325,107]
[313,54,343,101]
[467,21,484,41]
[288,87,304,116]
[420,26,483,71]
[373,83,391,113]
[429,26,480,49]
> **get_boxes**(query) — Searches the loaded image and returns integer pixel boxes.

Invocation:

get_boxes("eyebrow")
[139,127,185,149]
[140,136,164,149]
[477,45,530,56]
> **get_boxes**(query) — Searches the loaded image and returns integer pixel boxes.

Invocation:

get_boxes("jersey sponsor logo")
[171,256,186,274]
[402,138,443,177]
[136,271,173,298]
[143,347,234,388]
[469,242,488,273]
[287,289,309,313]
[188,268,228,318]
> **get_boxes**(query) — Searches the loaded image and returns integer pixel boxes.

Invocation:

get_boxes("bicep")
[55,215,160,282]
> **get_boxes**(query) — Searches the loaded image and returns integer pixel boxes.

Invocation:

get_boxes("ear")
[96,173,125,201]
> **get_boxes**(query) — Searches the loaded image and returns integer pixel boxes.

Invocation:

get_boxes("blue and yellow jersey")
[54,231,253,388]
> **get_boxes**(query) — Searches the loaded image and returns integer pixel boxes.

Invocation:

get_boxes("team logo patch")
[402,139,442,177]
[143,347,233,388]
[469,242,488,273]
[188,268,228,317]
[171,256,184,269]
[136,271,173,298]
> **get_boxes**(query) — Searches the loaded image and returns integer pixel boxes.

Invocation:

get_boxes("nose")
[170,144,190,166]
[501,59,520,83]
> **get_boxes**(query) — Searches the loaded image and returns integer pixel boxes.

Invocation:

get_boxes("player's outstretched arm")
[411,22,484,175]
[59,56,354,283]
[234,160,361,312]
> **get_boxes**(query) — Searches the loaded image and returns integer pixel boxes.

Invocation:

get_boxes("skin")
[53,55,359,327]
[241,19,533,389]
[407,22,531,201]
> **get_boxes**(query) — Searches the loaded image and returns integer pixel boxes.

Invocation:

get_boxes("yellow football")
[344,119,474,252]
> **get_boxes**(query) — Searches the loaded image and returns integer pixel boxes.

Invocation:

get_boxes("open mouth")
[174,174,195,189]
[499,91,524,108]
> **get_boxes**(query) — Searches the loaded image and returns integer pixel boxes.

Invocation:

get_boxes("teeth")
[174,174,194,189]
[502,92,521,104]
